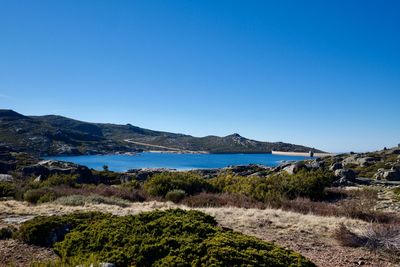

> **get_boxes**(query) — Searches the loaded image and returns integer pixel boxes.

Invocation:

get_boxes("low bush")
[0,181,16,198]
[22,184,146,204]
[53,194,130,207]
[334,223,400,258]
[144,172,214,197]
[82,184,145,202]
[20,209,316,266]
[0,227,15,240]
[23,188,57,204]
[210,169,335,203]
[165,189,186,203]
[40,174,78,188]
[91,170,121,184]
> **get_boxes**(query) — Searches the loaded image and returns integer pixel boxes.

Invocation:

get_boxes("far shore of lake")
[272,150,335,157]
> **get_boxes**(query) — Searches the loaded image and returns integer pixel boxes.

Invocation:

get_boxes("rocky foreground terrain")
[0,145,400,266]
[0,109,320,156]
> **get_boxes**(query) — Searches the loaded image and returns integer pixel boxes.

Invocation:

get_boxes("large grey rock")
[342,155,377,167]
[342,155,358,166]
[357,157,376,167]
[0,174,13,182]
[329,162,343,171]
[283,162,307,175]
[334,169,356,182]
[392,149,400,155]
[374,168,385,180]
[374,168,400,181]
[383,169,400,181]
[306,160,323,170]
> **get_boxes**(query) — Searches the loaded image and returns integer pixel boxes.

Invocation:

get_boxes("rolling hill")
[0,109,322,156]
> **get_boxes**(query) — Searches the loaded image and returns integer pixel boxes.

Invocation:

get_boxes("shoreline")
[271,151,335,157]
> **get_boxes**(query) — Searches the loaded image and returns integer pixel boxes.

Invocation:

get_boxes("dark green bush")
[211,169,334,203]
[144,172,214,197]
[165,189,186,203]
[18,212,107,247]
[0,181,16,197]
[20,209,316,266]
[41,174,78,187]
[92,170,121,184]
[23,188,57,204]
[266,169,335,200]
[0,227,15,240]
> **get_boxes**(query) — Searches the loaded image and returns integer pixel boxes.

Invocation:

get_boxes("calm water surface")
[47,153,310,172]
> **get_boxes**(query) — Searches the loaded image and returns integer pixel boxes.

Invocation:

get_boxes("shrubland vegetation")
[3,168,398,225]
[209,169,335,203]
[143,172,214,197]
[19,209,316,267]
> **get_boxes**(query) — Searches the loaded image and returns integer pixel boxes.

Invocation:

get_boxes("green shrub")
[23,188,57,204]
[0,181,16,197]
[165,189,186,203]
[18,212,107,247]
[92,170,121,184]
[211,169,334,203]
[20,209,316,266]
[144,172,213,197]
[266,169,335,200]
[41,174,78,187]
[0,227,15,240]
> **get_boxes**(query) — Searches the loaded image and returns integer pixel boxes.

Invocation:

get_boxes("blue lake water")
[47,153,311,172]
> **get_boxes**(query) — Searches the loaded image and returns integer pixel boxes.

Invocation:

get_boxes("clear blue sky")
[1,0,399,152]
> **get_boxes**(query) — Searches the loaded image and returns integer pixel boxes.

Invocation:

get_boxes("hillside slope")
[0,109,322,155]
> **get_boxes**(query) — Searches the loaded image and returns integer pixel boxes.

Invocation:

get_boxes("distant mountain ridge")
[0,109,323,156]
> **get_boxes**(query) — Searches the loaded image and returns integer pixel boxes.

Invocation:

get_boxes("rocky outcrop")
[21,160,95,183]
[374,167,400,181]
[283,162,307,175]
[342,155,377,167]
[333,169,356,186]
[329,162,343,171]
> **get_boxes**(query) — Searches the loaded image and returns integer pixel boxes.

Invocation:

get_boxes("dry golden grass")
[0,200,367,237]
